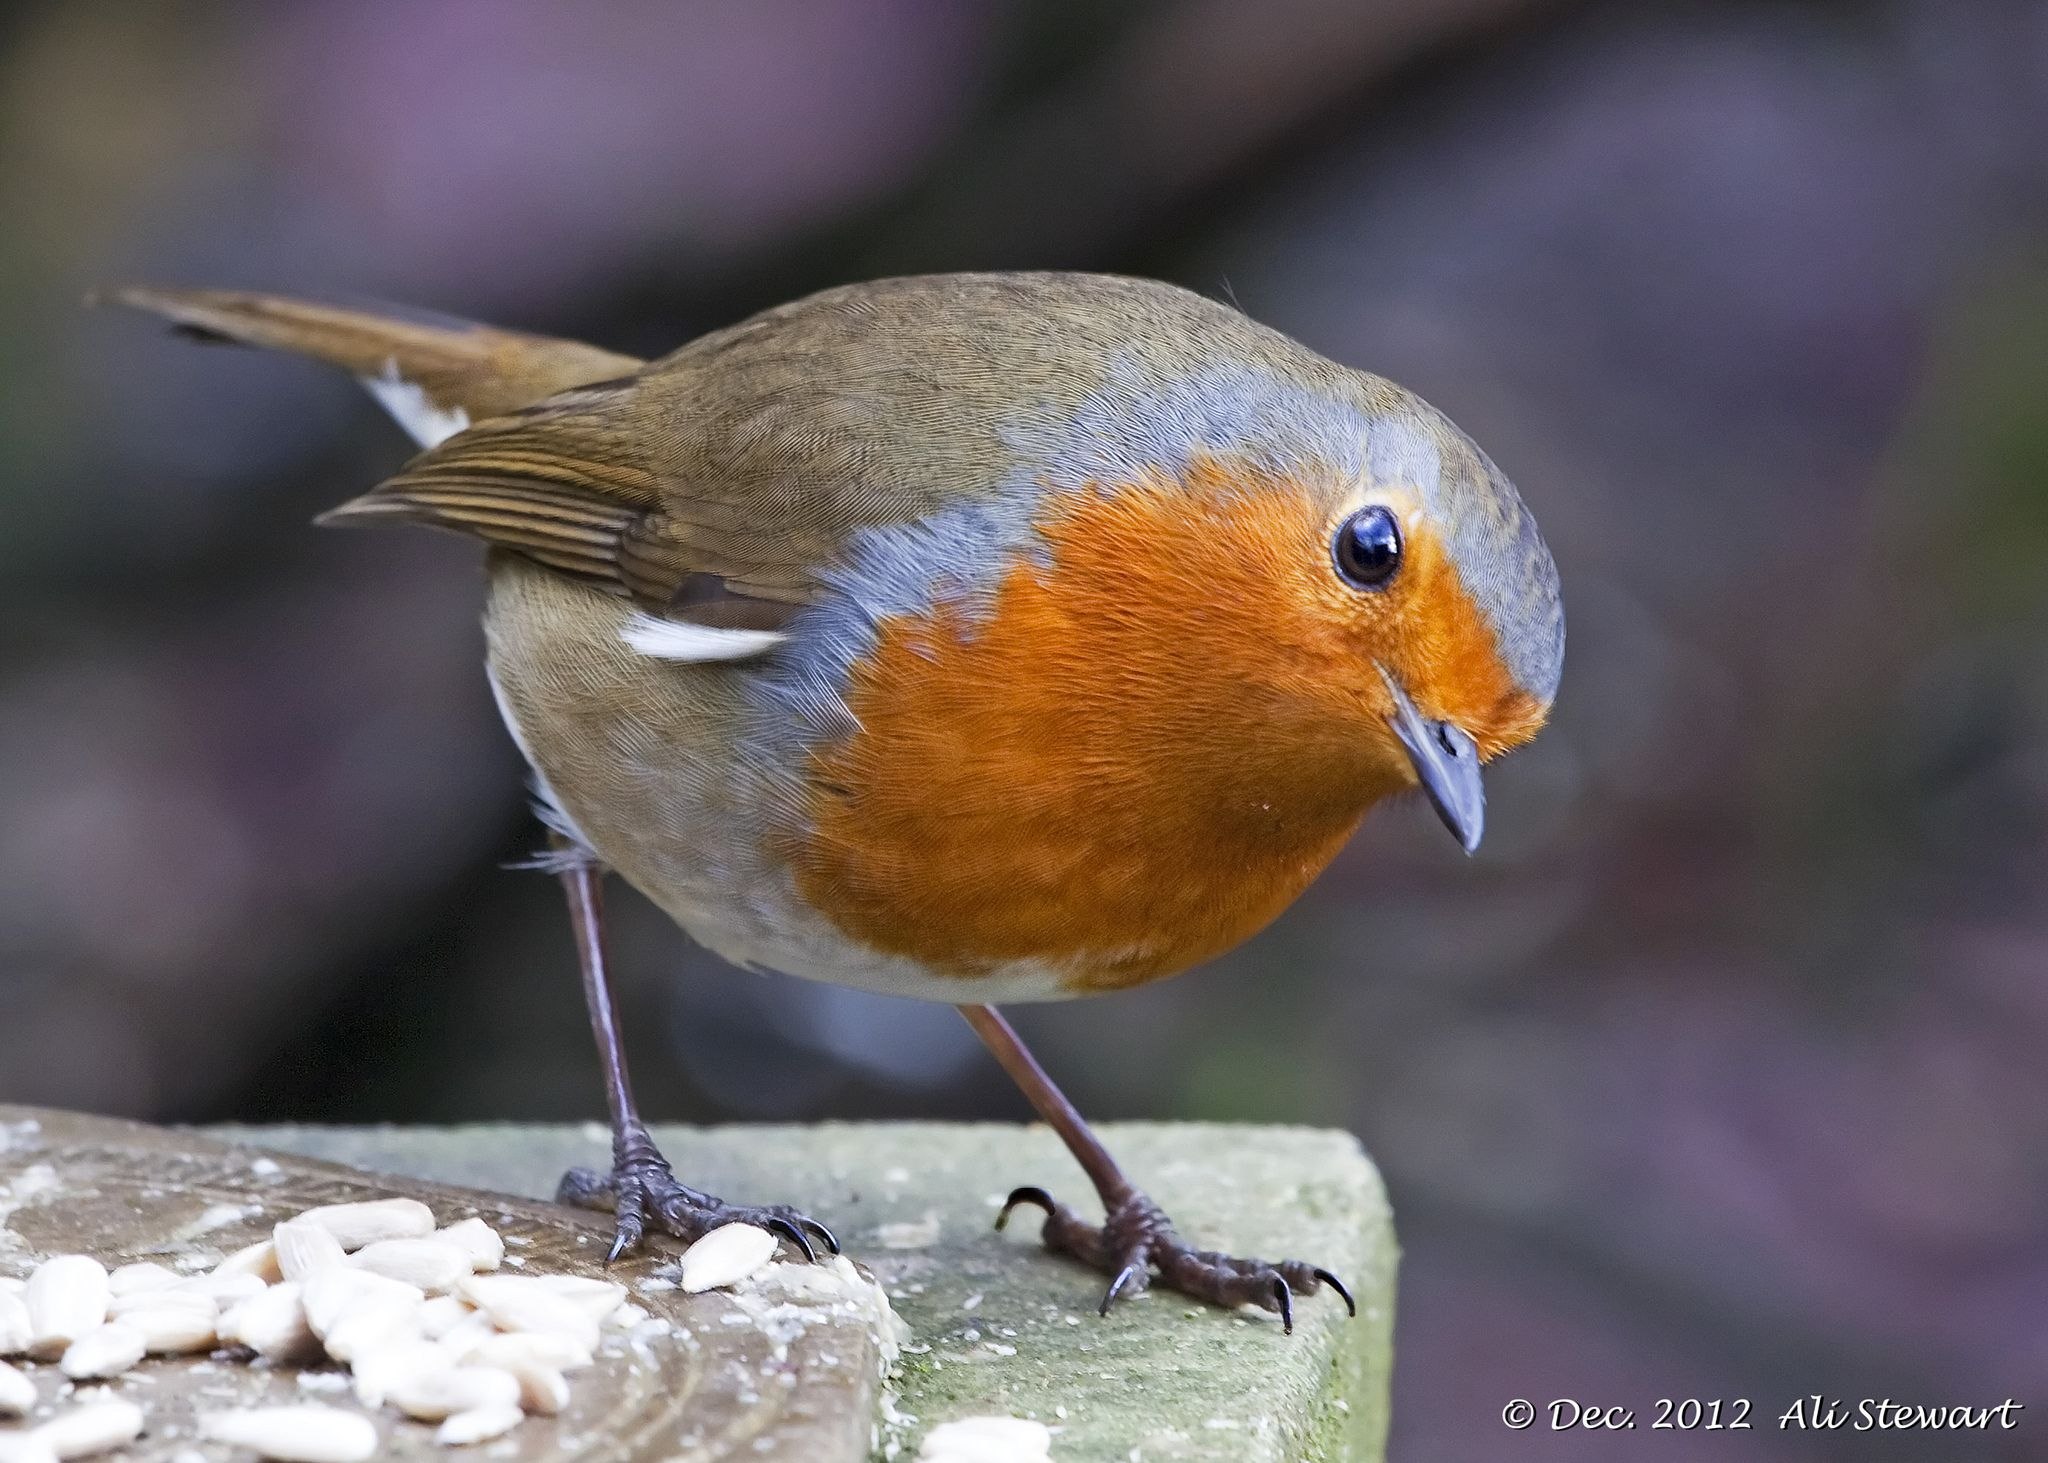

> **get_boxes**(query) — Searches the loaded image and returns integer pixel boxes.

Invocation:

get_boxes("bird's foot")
[556,1119,839,1265]
[996,1185,1353,1333]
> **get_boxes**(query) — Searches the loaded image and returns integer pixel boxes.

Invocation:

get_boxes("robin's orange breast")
[786,457,1417,993]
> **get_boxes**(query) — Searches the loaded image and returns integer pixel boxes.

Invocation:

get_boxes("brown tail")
[106,286,644,425]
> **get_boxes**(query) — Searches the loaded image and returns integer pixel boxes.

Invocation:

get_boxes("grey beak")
[1379,668,1485,855]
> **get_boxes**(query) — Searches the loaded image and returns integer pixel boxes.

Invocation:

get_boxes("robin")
[114,274,1562,1330]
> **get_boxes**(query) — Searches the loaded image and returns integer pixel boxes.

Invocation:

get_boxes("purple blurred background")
[5,2,2047,1457]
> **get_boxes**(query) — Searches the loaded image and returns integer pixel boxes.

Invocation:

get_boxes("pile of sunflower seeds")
[0,1199,781,1461]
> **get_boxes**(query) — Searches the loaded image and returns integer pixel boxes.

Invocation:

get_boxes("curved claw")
[803,1216,842,1255]
[1099,1261,1142,1316]
[995,1186,1056,1231]
[1273,1277,1295,1335]
[768,1216,818,1264]
[1313,1268,1356,1317]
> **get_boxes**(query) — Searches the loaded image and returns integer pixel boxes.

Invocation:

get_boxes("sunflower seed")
[105,1263,180,1299]
[289,1200,435,1252]
[498,1353,569,1415]
[432,1308,498,1357]
[25,1258,109,1361]
[456,1277,598,1349]
[318,1298,421,1366]
[413,1294,473,1339]
[347,1339,450,1409]
[29,1395,144,1458]
[272,1222,347,1283]
[436,1403,524,1446]
[177,1269,269,1307]
[0,1358,35,1416]
[433,1219,503,1274]
[58,1323,145,1380]
[678,1223,778,1293]
[121,1302,219,1355]
[0,1292,31,1357]
[221,1282,319,1363]
[109,1286,214,1322]
[384,1365,520,1422]
[349,1239,469,1294]
[210,1240,282,1283]
[300,1269,422,1339]
[199,1404,379,1462]
[456,1329,594,1374]
[530,1274,627,1322]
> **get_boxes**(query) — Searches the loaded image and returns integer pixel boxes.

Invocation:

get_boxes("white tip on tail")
[621,611,786,663]
[358,360,471,447]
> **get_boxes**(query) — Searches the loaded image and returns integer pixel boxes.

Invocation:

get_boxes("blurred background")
[3,1,2046,1457]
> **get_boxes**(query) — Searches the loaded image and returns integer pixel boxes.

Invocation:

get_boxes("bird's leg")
[550,851,837,1263]
[959,1004,1353,1332]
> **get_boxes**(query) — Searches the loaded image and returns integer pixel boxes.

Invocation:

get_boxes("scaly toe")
[996,1183,1353,1330]
[555,1145,834,1265]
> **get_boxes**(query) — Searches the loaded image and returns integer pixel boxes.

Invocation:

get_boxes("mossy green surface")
[221,1122,1394,1461]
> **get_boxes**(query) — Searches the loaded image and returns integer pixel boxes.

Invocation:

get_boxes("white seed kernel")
[349,1239,469,1293]
[58,1323,145,1380]
[454,1329,594,1374]
[500,1354,569,1415]
[0,1357,35,1415]
[318,1299,421,1366]
[121,1303,219,1355]
[347,1339,449,1409]
[25,1258,110,1361]
[290,1199,435,1251]
[434,1219,503,1273]
[272,1221,347,1283]
[456,1277,598,1349]
[385,1365,520,1422]
[178,1269,269,1307]
[105,1263,180,1298]
[109,1286,215,1322]
[200,1404,379,1462]
[221,1281,319,1363]
[436,1402,523,1446]
[679,1223,778,1293]
[433,1309,498,1358]
[211,1240,283,1283]
[531,1274,628,1322]
[0,1292,31,1356]
[30,1395,144,1458]
[413,1294,473,1339]
[300,1269,421,1339]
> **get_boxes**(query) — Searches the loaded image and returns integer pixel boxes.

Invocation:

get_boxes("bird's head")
[1027,389,1562,857]
[1293,429,1563,851]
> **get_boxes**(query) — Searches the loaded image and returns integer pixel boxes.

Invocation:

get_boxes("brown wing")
[320,380,666,594]
[318,273,1346,617]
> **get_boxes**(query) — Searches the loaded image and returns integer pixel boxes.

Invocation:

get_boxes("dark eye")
[1333,506,1403,589]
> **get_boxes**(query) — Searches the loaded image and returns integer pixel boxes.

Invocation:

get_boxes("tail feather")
[106,286,644,433]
